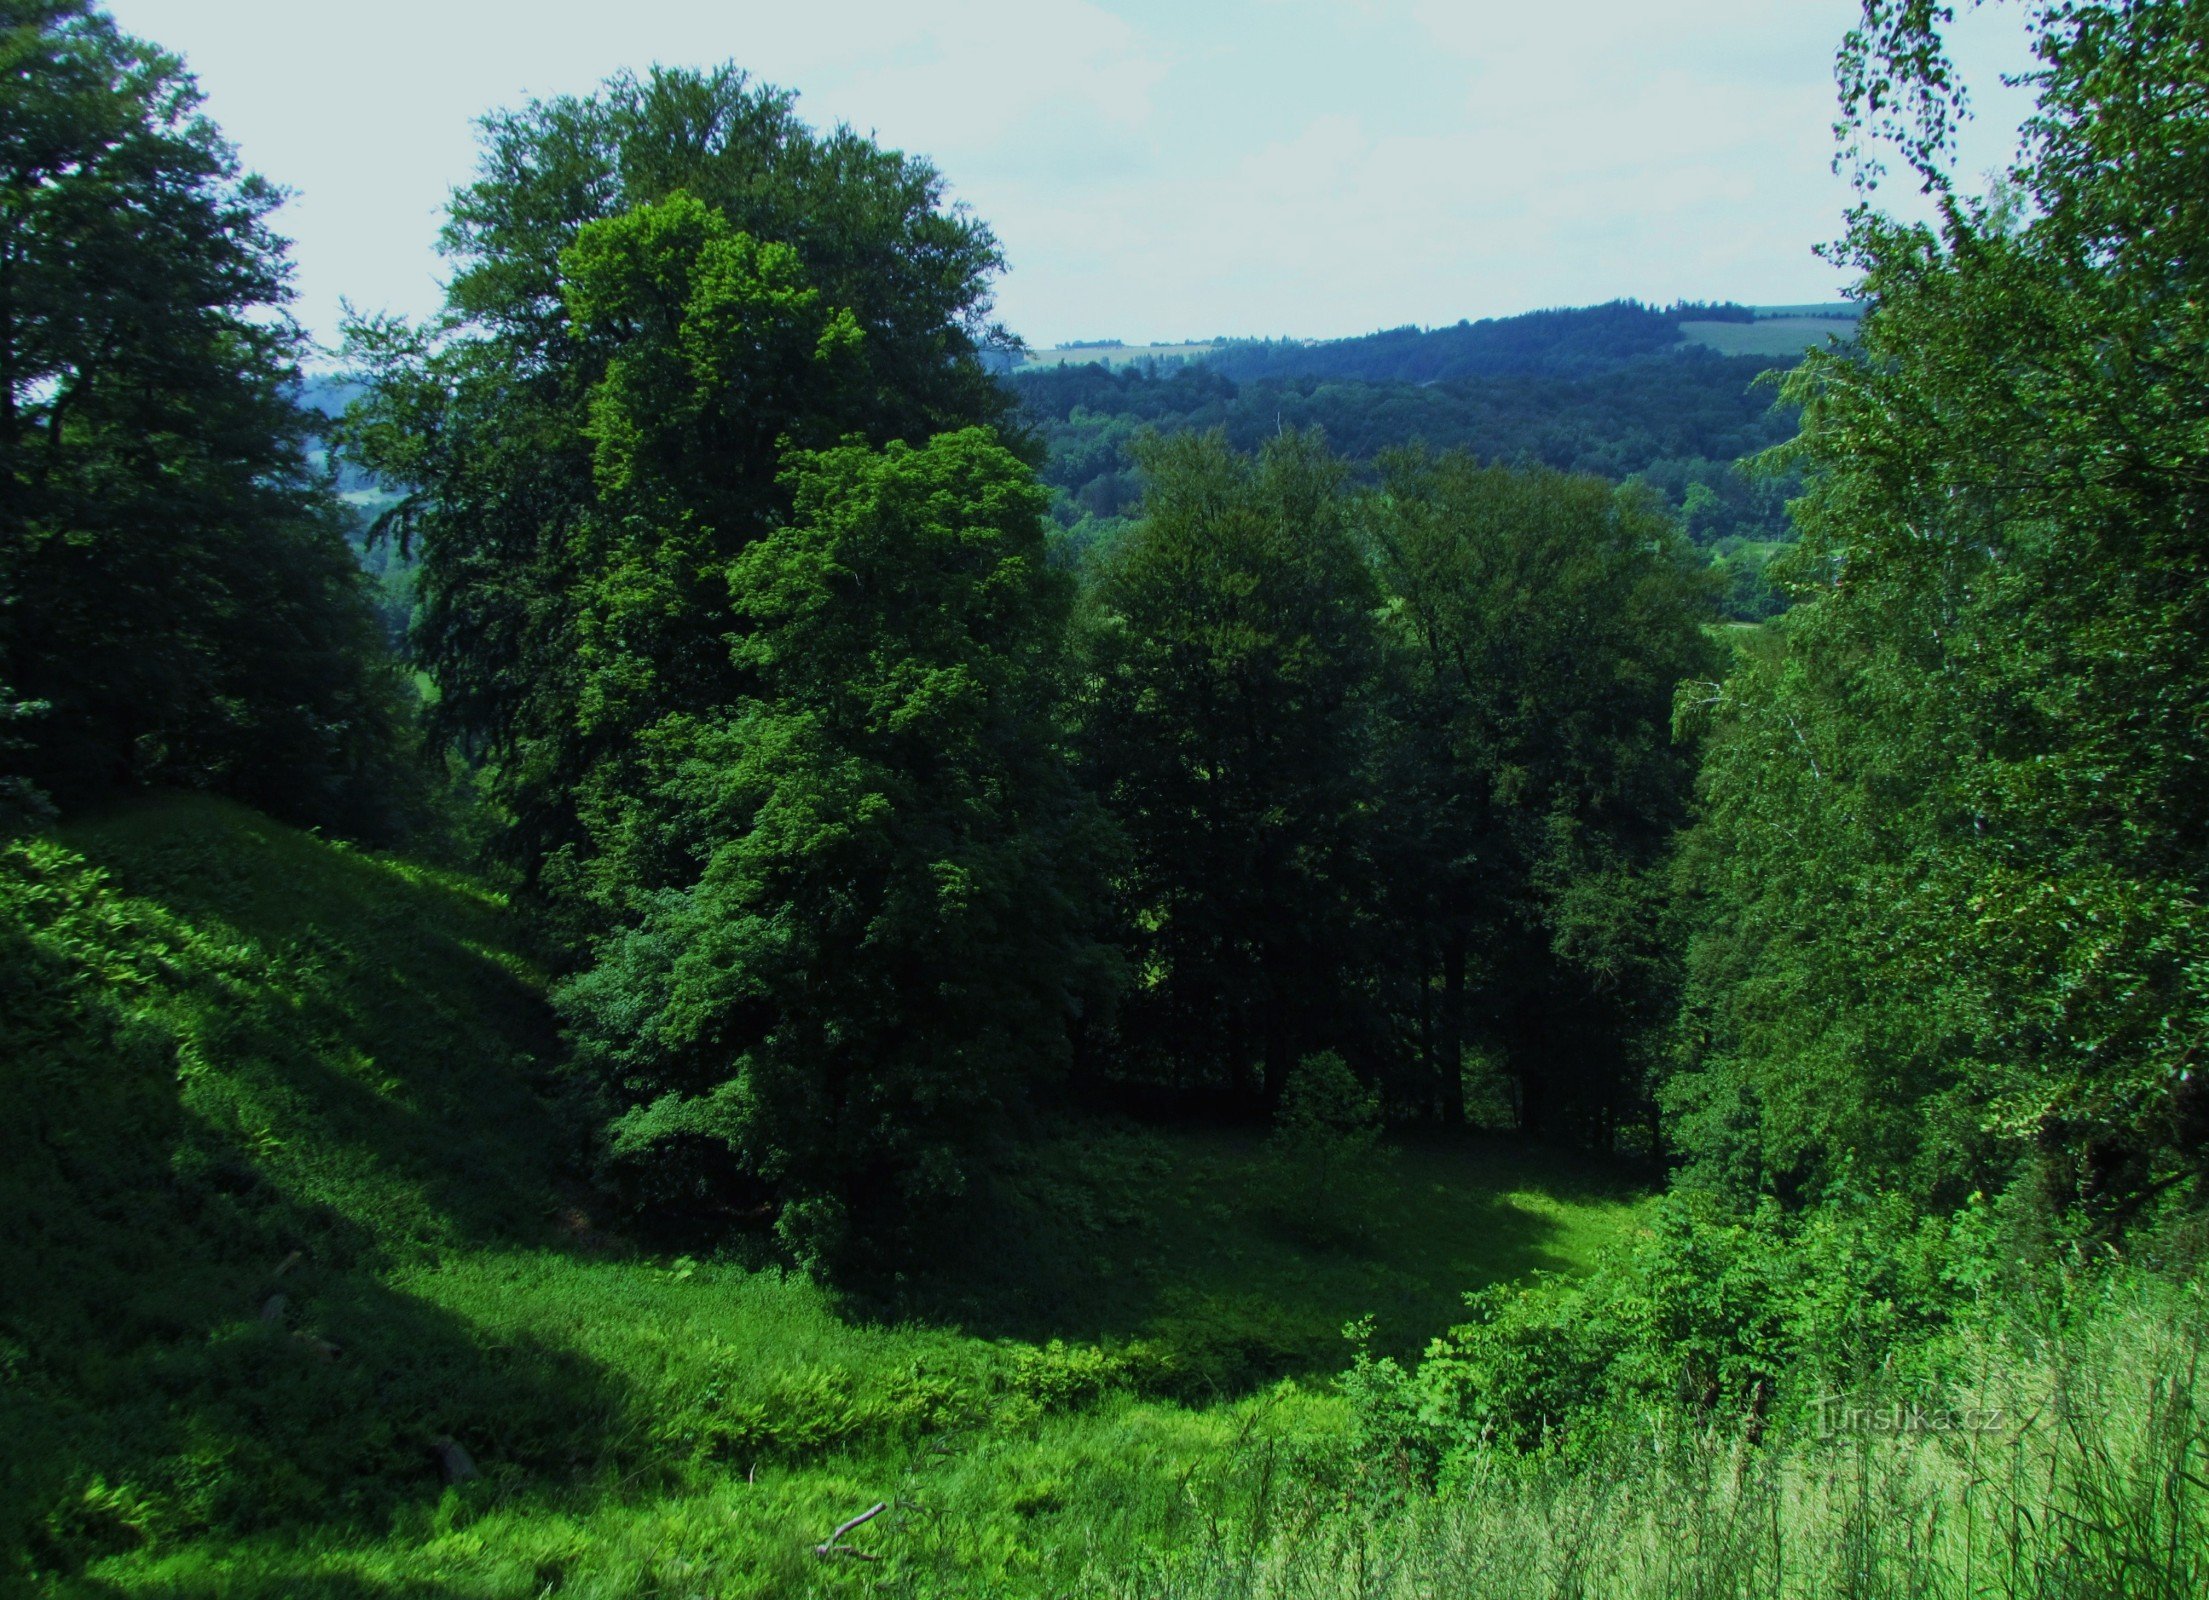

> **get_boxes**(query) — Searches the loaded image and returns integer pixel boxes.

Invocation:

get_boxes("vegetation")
[336,65,1015,933]
[1363,450,1717,1140]
[1203,300,1757,384]
[5,0,2208,1593]
[1009,345,1805,614]
[0,794,1642,1596]
[0,1,413,838]
[559,427,1110,1263]
[1670,0,2209,1216]
[1076,430,1382,1110]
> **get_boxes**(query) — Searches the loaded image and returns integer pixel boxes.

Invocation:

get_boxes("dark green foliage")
[340,66,1013,909]
[1671,0,2209,1213]
[1346,1189,1978,1473]
[560,430,1108,1262]
[0,2,413,836]
[1367,451,1721,1139]
[1077,429,1381,1108]
[1071,429,1719,1147]
[341,67,1079,1248]
[1257,1051,1391,1247]
[548,187,872,921]
[1329,6,2209,1571]
[1204,300,1751,384]
[1010,350,1803,565]
[10,0,2209,1590]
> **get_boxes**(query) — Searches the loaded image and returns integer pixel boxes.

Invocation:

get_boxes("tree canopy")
[0,0,408,835]
[1671,0,2209,1213]
[340,66,1015,918]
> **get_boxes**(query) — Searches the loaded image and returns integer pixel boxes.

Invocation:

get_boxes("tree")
[1673,0,2209,1212]
[559,429,1108,1264]
[343,69,1091,1253]
[0,1,409,834]
[1077,429,1381,1109]
[1259,1049,1391,1245]
[1367,451,1717,1141]
[341,67,1015,930]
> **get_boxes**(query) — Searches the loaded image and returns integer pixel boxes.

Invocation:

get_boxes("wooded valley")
[4,0,2207,1594]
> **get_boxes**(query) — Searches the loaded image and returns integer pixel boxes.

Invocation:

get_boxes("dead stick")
[814,1501,888,1559]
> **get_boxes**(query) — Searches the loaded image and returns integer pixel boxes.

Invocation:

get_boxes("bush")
[1167,1266,2209,1600]
[1345,1188,2001,1480]
[1257,1052,1391,1247]
[1002,1339,1177,1421]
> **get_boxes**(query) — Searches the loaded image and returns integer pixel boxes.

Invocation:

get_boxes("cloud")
[106,0,2039,350]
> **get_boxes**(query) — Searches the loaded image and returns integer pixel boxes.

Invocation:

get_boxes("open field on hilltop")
[1676,316,1860,356]
[1010,341,1226,370]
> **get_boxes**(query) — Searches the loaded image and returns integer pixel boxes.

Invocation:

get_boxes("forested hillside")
[1007,300,1829,619]
[1203,299,1768,383]
[5,0,2207,1595]
[1012,348,1799,617]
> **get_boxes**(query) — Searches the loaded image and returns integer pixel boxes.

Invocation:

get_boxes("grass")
[913,1124,1644,1375]
[18,794,2198,1597]
[1092,1275,2209,1600]
[1,794,1644,1597]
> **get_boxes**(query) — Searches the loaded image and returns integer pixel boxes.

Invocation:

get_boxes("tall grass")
[1089,1276,2209,1600]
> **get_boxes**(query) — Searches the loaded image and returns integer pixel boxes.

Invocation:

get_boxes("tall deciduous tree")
[1078,429,1381,1110]
[345,70,1092,1254]
[340,68,1014,932]
[560,430,1107,1263]
[1368,451,1717,1140]
[0,0,407,833]
[1673,0,2209,1211]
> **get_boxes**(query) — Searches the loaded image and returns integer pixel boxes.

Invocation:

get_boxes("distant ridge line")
[1001,299,1860,383]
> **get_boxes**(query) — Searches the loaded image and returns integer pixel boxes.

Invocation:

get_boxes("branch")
[814,1500,887,1561]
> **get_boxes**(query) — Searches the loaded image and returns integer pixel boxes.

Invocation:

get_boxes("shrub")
[1346,1188,1996,1480]
[1258,1052,1390,1247]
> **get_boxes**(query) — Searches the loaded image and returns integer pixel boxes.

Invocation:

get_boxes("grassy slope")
[923,1125,1641,1373]
[1,796,1643,1598]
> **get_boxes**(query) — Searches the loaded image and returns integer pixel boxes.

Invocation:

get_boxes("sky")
[104,0,2041,355]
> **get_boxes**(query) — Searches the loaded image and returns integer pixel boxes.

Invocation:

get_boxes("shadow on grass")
[868,1119,1649,1394]
[59,794,580,1252]
[3,797,631,1588]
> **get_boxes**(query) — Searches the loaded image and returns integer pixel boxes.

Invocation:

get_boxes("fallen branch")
[814,1501,887,1561]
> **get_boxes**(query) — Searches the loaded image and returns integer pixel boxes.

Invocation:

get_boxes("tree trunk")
[1438,929,1467,1126]
[1507,991,1548,1138]
[1417,959,1438,1120]
[1261,1015,1292,1111]
[1226,1005,1259,1111]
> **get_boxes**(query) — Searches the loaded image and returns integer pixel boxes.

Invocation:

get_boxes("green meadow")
[3,796,1642,1597]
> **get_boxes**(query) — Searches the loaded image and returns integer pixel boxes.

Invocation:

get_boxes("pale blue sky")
[104,0,2038,353]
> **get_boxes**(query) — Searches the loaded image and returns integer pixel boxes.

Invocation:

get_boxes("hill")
[2,795,1644,1596]
[1008,357,1803,620]
[305,307,1827,634]
[1006,299,1860,381]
